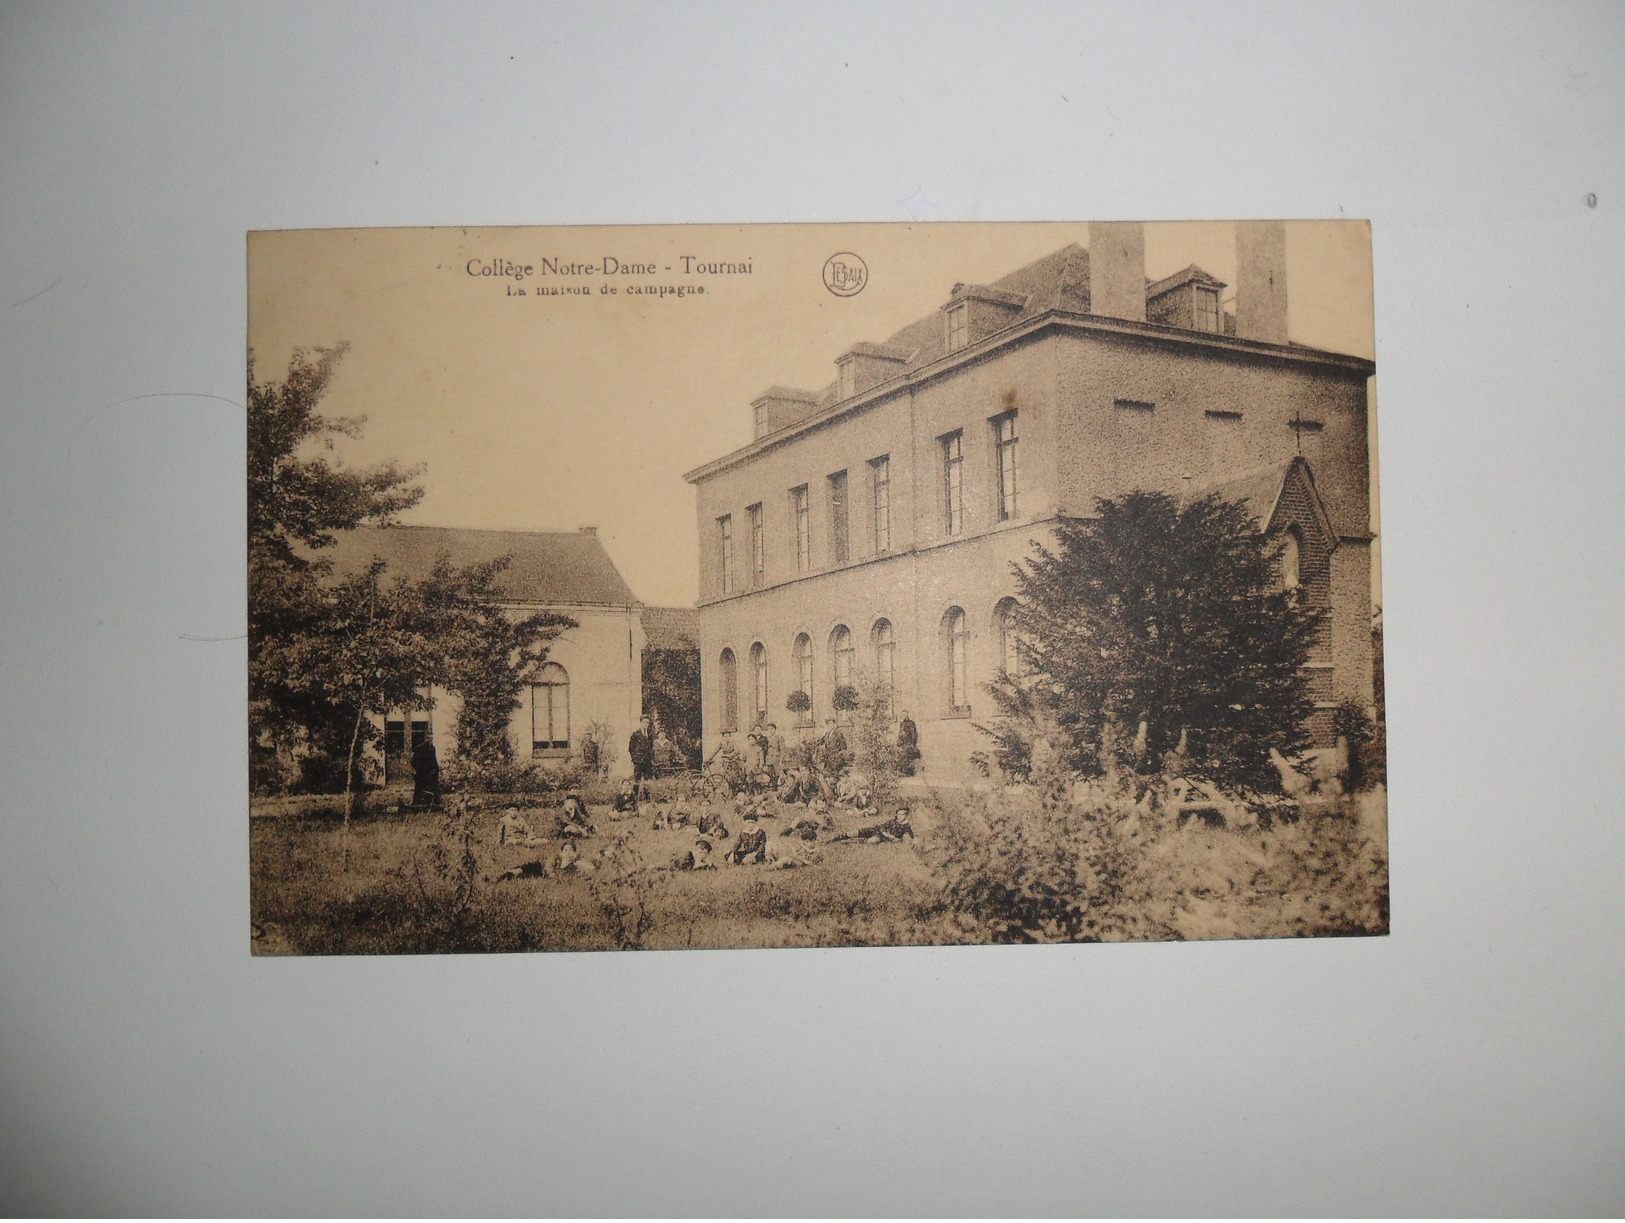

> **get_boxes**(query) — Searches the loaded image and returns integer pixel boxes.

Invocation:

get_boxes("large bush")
[931,785,1388,943]
[983,490,1323,792]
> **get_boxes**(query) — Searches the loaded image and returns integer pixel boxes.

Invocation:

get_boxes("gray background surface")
[2,2,1622,1215]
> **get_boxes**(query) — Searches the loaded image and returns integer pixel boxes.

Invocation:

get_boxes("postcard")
[248,220,1385,953]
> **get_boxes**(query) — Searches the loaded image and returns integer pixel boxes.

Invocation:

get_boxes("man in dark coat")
[896,711,920,776]
[410,737,441,809]
[628,716,656,799]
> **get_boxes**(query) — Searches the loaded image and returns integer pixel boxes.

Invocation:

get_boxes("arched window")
[871,618,896,713]
[830,623,854,689]
[1280,528,1302,591]
[719,648,739,732]
[530,662,570,753]
[750,642,768,725]
[994,597,1021,676]
[941,606,970,714]
[792,633,815,726]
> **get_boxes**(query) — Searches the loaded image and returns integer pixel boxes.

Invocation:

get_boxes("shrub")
[404,797,480,933]
[931,783,1388,943]
[935,787,1176,943]
[1332,699,1386,792]
[786,689,812,716]
[440,756,587,797]
[292,749,357,795]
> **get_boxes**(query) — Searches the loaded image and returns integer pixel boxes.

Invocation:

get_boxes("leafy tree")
[641,645,702,768]
[434,559,575,772]
[982,491,1323,792]
[248,345,574,837]
[248,344,424,770]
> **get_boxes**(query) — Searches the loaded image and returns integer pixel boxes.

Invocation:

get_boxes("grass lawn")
[250,786,958,954]
[249,782,1388,954]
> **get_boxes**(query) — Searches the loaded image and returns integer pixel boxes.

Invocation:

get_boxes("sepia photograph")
[248,219,1385,953]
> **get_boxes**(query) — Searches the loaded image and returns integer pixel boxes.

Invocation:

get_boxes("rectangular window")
[942,430,964,536]
[1195,287,1219,333]
[747,503,764,585]
[1114,398,1155,412]
[827,470,849,564]
[530,682,569,751]
[753,402,766,435]
[791,485,810,572]
[993,411,1018,520]
[838,358,856,400]
[945,302,969,352]
[718,514,734,593]
[752,649,769,722]
[870,455,891,552]
[1205,408,1244,422]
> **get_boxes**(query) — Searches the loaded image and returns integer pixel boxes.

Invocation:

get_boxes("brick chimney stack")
[1235,220,1289,344]
[1088,221,1147,322]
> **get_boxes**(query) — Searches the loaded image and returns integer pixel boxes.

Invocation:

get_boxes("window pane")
[872,618,895,715]
[943,432,964,535]
[828,471,849,564]
[718,515,733,592]
[792,486,810,571]
[995,413,1019,520]
[748,504,764,584]
[871,456,891,552]
[751,644,768,721]
[794,634,814,724]
[721,649,738,730]
[945,608,969,709]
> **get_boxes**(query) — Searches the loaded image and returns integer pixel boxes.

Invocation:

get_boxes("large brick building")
[684,222,1376,779]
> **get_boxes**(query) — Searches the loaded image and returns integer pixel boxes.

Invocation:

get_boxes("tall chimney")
[1235,220,1288,344]
[1088,221,1146,322]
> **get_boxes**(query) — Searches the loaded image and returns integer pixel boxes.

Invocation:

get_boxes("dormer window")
[1195,286,1219,333]
[837,357,856,401]
[945,302,969,352]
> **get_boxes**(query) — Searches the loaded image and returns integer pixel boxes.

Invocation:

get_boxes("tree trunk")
[343,703,366,873]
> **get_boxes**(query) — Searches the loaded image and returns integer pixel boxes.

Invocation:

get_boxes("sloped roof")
[1182,460,1295,529]
[686,237,1370,486]
[752,385,821,404]
[1180,456,1335,543]
[782,243,1097,417]
[642,606,699,650]
[318,525,638,606]
[1147,264,1227,298]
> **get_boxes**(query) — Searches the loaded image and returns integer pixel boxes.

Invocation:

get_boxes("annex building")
[323,523,695,781]
[683,222,1376,780]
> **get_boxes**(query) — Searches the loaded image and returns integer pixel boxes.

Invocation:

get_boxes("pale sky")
[248,221,1375,608]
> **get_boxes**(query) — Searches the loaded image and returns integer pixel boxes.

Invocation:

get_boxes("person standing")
[410,735,441,809]
[896,711,920,777]
[628,715,656,800]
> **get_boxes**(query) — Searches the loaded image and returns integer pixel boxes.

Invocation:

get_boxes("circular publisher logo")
[822,252,868,298]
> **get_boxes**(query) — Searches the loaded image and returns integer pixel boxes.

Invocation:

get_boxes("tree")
[248,344,574,826]
[248,344,424,772]
[282,553,571,866]
[433,558,574,772]
[641,645,702,768]
[982,491,1323,792]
